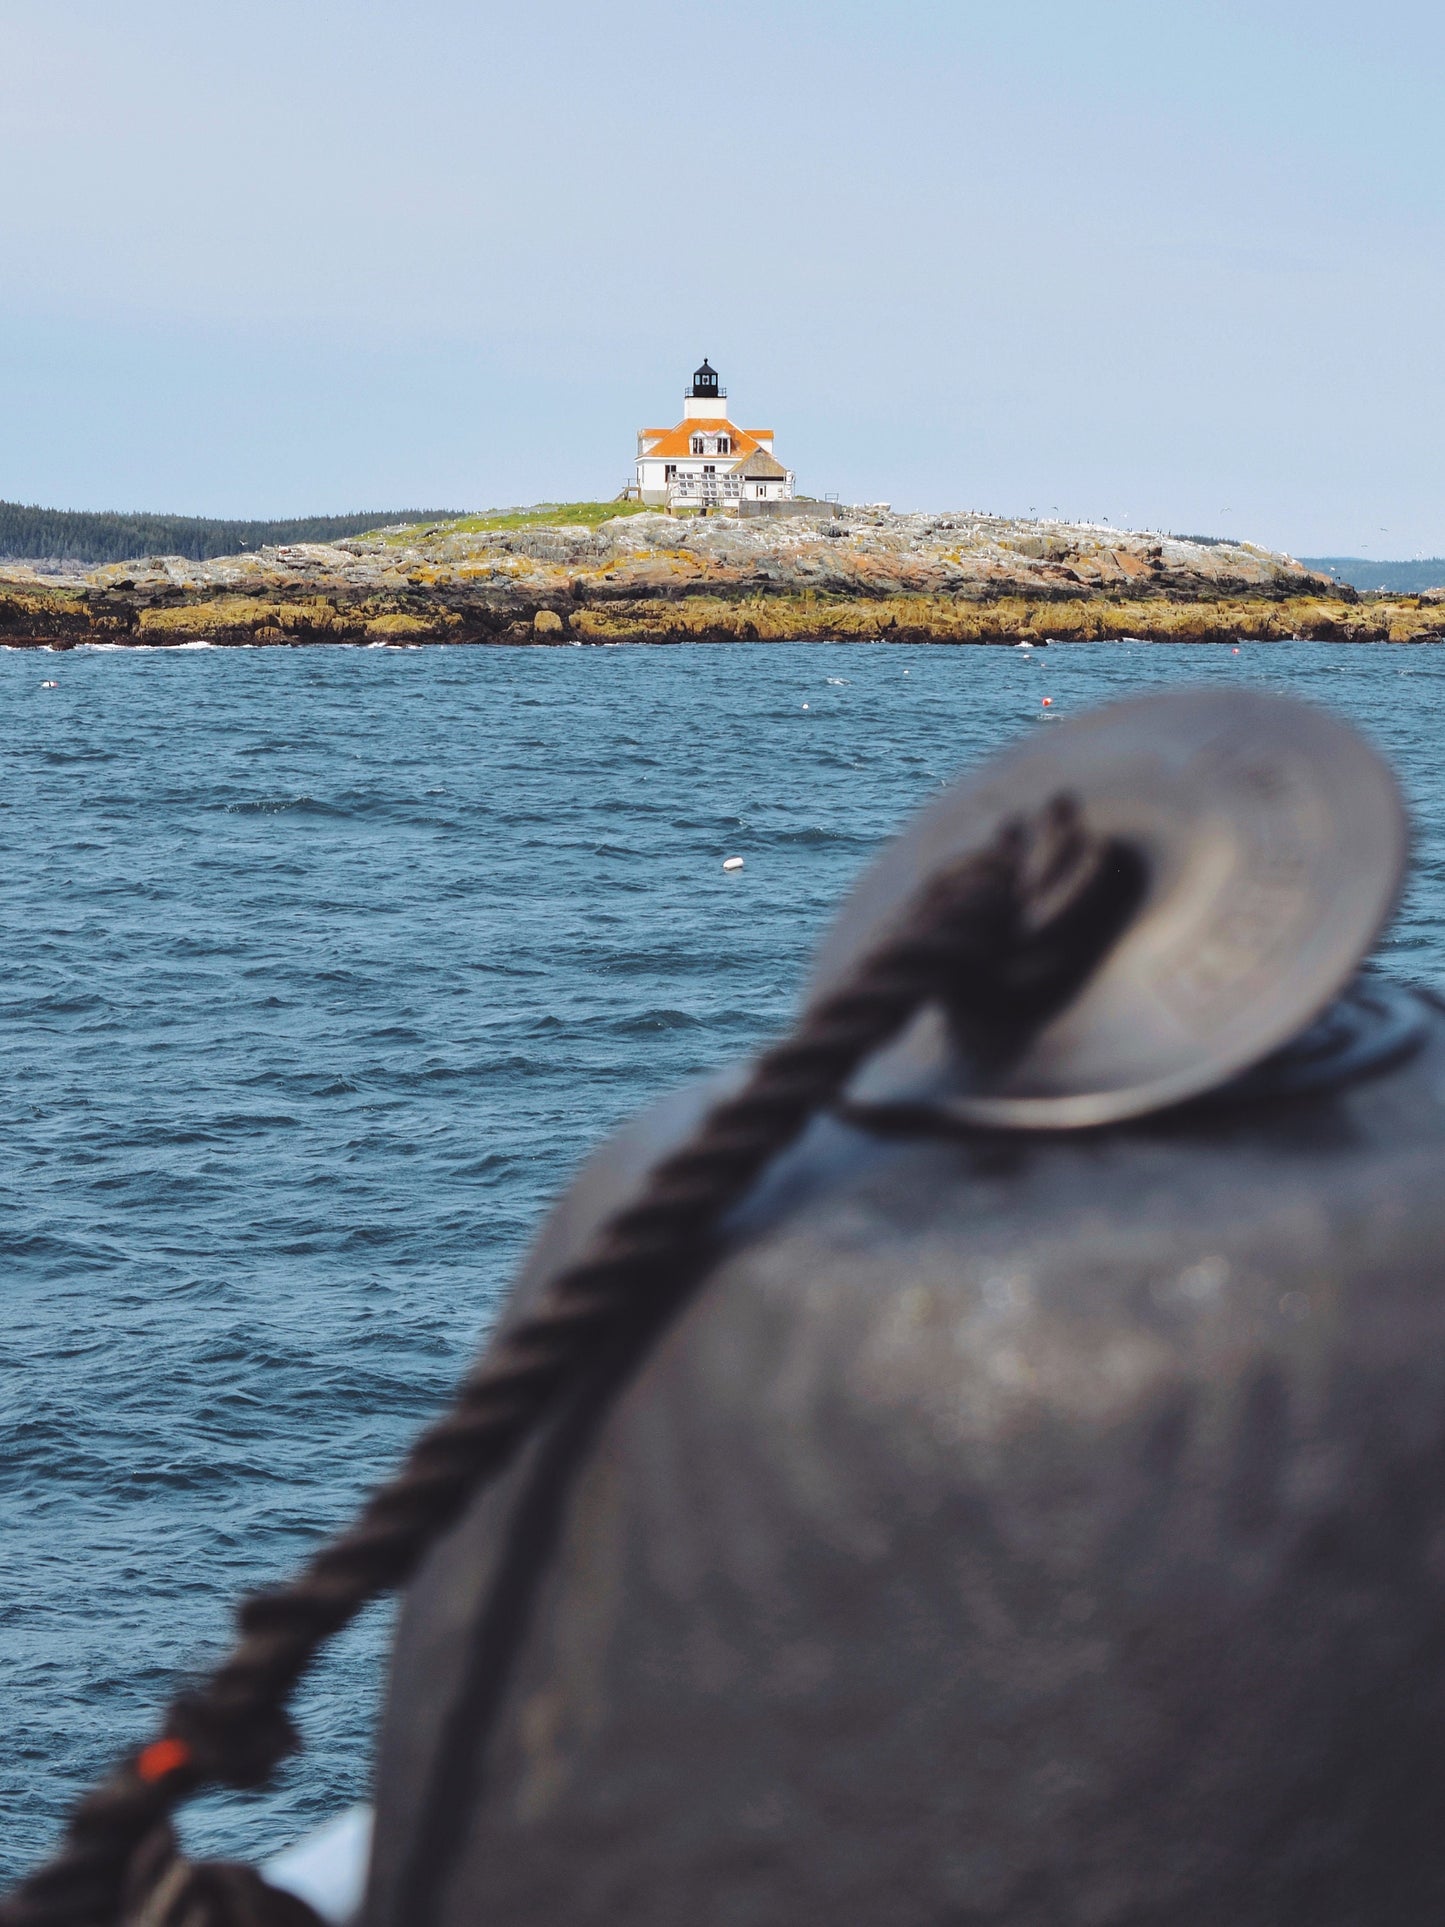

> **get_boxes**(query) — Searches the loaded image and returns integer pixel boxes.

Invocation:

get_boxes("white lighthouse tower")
[634,361,795,510]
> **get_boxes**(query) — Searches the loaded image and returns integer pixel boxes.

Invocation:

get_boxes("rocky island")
[3,505,1442,648]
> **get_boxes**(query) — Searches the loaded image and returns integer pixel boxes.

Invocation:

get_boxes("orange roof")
[744,428,774,438]
[636,418,765,460]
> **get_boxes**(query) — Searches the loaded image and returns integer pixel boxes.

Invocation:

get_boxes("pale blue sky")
[3,0,1443,553]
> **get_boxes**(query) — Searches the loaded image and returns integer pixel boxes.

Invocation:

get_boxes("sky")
[3,0,1443,555]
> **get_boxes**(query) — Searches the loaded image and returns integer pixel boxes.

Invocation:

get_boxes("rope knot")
[864,794,1144,1057]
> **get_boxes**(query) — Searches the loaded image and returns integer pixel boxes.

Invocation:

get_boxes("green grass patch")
[381,501,653,542]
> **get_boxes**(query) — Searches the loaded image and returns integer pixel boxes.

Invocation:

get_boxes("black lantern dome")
[691,358,721,401]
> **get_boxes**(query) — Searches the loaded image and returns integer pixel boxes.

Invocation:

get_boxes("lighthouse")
[634,360,795,510]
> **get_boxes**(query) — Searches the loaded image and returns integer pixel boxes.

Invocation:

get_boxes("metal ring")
[810,689,1408,1128]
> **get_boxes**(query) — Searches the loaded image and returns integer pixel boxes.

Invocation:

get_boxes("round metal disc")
[810,688,1408,1128]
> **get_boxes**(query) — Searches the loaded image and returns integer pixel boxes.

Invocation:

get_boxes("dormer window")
[691,435,704,455]
[717,436,730,455]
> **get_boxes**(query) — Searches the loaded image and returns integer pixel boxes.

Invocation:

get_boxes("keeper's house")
[635,360,795,510]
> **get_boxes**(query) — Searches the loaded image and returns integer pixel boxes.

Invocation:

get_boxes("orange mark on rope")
[137,1738,192,1783]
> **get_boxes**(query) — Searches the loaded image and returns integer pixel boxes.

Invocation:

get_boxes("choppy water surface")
[5,639,1445,1879]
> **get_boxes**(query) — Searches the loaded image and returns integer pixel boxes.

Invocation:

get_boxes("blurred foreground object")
[361,692,1445,1926]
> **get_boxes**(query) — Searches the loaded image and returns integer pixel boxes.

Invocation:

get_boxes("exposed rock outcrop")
[2,508,1439,648]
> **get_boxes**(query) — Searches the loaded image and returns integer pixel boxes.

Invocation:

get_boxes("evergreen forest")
[0,503,461,566]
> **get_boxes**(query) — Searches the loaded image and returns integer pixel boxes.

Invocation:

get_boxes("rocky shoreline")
[4,508,1443,648]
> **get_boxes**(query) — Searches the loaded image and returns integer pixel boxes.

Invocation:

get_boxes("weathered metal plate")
[810,688,1408,1127]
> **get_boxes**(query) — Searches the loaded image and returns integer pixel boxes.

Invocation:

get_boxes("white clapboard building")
[635,361,795,510]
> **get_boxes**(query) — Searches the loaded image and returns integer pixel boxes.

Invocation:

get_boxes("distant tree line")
[0,502,462,565]
[1301,557,1445,594]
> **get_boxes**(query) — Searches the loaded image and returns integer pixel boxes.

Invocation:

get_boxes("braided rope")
[2,795,1136,1927]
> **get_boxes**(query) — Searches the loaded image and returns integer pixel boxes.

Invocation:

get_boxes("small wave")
[412,1054,543,1085]
[25,989,104,1014]
[3,1238,139,1284]
[606,1007,704,1034]
[592,948,743,978]
[451,1150,519,1179]
[224,795,349,817]
[769,823,873,847]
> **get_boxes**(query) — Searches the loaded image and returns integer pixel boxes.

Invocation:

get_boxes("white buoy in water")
[722,856,745,872]
[40,679,58,689]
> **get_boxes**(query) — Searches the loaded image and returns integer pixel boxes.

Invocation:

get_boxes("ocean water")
[5,637,1445,1884]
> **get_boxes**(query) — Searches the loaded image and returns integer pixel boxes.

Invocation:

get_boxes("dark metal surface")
[814,689,1407,1126]
[1205,973,1427,1105]
[367,994,1445,1927]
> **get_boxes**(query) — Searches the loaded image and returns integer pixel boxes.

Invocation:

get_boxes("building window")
[691,435,704,455]
[665,464,677,481]
[704,464,716,474]
[718,437,730,455]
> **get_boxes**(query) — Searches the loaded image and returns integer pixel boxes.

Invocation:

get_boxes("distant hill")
[1302,557,1445,594]
[0,502,462,567]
